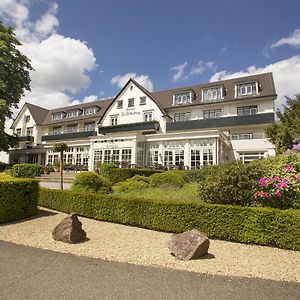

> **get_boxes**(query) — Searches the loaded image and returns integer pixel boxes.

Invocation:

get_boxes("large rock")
[167,229,210,260]
[52,213,86,243]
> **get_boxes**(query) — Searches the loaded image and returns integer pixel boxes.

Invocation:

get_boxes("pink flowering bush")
[255,151,300,209]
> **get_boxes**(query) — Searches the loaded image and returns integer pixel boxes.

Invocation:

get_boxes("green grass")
[112,182,200,203]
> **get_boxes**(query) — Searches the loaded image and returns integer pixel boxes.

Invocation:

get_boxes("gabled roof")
[97,78,169,124]
[26,102,49,124]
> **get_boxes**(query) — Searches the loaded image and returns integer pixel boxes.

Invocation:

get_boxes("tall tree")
[0,21,33,151]
[266,94,300,153]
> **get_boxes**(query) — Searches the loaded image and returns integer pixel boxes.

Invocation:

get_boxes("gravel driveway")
[0,208,299,283]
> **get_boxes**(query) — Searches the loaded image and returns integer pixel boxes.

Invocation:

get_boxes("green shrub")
[11,163,44,178]
[71,171,112,193]
[149,170,186,188]
[113,175,149,192]
[199,160,269,206]
[38,188,300,251]
[184,165,221,182]
[98,163,163,184]
[0,178,39,223]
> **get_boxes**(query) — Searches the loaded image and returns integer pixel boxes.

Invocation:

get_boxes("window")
[67,110,78,118]
[52,126,62,134]
[84,122,95,131]
[202,87,223,101]
[174,112,190,122]
[237,105,258,116]
[140,97,146,105]
[239,152,265,163]
[191,150,201,168]
[25,115,30,122]
[122,149,132,163]
[26,127,33,136]
[110,115,118,126]
[16,128,21,135]
[164,150,173,166]
[83,107,96,115]
[203,149,213,165]
[204,109,221,119]
[128,98,134,107]
[93,150,103,169]
[111,149,120,162]
[147,150,159,166]
[117,100,123,109]
[67,124,78,133]
[173,92,192,106]
[52,112,63,120]
[143,111,153,122]
[236,82,258,97]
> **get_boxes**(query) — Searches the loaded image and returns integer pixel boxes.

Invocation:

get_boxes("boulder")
[167,229,210,260]
[52,213,86,243]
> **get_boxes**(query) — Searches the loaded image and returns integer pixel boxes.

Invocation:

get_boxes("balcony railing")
[42,130,96,141]
[98,121,160,134]
[18,135,34,142]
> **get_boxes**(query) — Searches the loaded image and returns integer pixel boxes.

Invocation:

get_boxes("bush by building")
[0,177,39,223]
[71,171,112,193]
[11,163,44,178]
[149,170,187,188]
[113,175,150,192]
[38,188,300,251]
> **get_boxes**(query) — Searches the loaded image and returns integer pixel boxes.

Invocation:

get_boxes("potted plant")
[44,165,50,174]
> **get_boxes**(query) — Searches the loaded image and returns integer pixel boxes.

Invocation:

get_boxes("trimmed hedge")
[38,188,300,251]
[99,165,164,184]
[11,163,44,178]
[0,178,39,223]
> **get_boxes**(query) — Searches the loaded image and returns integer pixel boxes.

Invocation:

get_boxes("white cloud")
[0,0,98,111]
[170,62,187,82]
[110,73,154,91]
[190,61,217,76]
[210,55,300,109]
[71,95,98,106]
[271,28,300,49]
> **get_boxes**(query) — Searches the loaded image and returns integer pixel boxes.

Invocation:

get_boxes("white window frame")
[117,100,123,109]
[203,109,221,119]
[235,82,258,97]
[26,127,33,136]
[110,115,118,126]
[238,152,266,163]
[67,110,78,118]
[143,110,153,122]
[16,128,21,135]
[83,107,96,116]
[52,112,63,120]
[173,91,192,106]
[174,112,190,122]
[52,126,62,134]
[237,105,258,116]
[67,124,78,133]
[128,98,135,107]
[202,87,223,102]
[140,97,146,105]
[84,122,95,132]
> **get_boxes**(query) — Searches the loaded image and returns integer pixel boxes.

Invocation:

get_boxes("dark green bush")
[98,163,163,184]
[184,165,221,182]
[72,171,112,193]
[149,170,186,188]
[198,160,270,206]
[0,178,39,223]
[113,175,149,192]
[38,188,300,250]
[0,162,8,172]
[11,163,44,178]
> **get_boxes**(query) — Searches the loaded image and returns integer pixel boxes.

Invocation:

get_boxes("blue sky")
[1,0,300,109]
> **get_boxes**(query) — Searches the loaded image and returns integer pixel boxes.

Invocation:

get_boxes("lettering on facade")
[121,108,141,117]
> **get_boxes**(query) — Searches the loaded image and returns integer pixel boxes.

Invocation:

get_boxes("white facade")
[9,73,277,169]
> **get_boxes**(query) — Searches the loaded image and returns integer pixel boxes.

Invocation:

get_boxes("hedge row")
[11,163,44,178]
[0,178,39,223]
[38,188,300,251]
[99,166,164,184]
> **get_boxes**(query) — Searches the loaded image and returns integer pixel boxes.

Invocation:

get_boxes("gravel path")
[0,208,299,283]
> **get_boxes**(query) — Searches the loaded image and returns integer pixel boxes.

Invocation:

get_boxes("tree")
[266,94,300,153]
[53,143,68,190]
[0,21,33,151]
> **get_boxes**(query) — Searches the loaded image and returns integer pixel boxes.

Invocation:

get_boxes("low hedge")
[0,178,39,223]
[38,188,300,251]
[99,166,164,184]
[11,163,44,178]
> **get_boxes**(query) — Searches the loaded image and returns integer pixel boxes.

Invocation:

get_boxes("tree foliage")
[0,21,33,151]
[266,94,300,153]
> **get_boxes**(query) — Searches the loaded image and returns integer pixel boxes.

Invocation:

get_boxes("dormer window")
[52,112,63,120]
[67,110,78,118]
[235,82,258,97]
[83,107,96,116]
[128,98,134,107]
[202,87,223,102]
[117,100,123,109]
[173,91,192,106]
